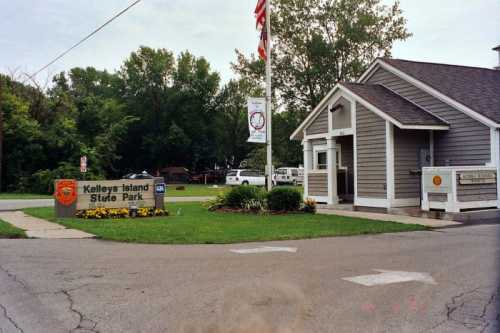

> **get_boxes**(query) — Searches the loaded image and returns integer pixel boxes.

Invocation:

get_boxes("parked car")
[159,166,191,184]
[123,171,154,179]
[274,167,303,186]
[226,169,265,186]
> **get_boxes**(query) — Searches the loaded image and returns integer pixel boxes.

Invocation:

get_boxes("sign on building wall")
[423,170,453,194]
[247,97,266,144]
[458,171,497,185]
[76,179,155,210]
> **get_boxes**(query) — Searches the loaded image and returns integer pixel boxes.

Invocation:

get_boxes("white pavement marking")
[230,246,297,254]
[342,269,437,287]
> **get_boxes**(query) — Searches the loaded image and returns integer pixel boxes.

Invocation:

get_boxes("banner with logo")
[247,97,267,143]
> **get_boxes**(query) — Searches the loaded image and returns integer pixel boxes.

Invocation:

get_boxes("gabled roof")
[341,83,447,127]
[289,82,449,140]
[377,58,500,124]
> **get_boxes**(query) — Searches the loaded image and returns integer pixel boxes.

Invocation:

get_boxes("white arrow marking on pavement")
[342,269,437,286]
[230,246,297,254]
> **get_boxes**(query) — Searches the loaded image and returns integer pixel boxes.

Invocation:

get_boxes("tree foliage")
[0,1,410,193]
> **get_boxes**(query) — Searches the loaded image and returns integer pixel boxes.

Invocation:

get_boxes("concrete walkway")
[0,211,94,239]
[317,208,461,228]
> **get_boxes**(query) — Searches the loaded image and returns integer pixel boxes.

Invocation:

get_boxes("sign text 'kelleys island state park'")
[54,179,165,218]
[82,182,152,203]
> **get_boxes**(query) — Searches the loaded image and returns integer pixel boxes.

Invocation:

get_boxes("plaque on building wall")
[458,171,497,185]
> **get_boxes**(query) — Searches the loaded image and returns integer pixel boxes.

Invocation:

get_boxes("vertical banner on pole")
[247,98,267,144]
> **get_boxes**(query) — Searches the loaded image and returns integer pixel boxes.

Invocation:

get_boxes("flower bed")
[76,207,168,219]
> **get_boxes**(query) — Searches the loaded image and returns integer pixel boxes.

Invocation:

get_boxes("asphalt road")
[1,225,499,333]
[0,197,214,211]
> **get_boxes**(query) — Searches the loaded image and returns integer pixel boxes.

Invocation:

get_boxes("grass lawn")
[0,219,26,239]
[0,193,52,200]
[167,184,229,197]
[167,184,302,197]
[23,203,426,244]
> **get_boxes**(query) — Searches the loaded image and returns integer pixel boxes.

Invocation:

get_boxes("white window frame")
[313,144,346,171]
[313,145,328,171]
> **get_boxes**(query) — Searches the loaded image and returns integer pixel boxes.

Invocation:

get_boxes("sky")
[0,0,499,83]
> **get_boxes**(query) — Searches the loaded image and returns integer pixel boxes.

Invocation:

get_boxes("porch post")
[303,139,312,199]
[327,137,339,205]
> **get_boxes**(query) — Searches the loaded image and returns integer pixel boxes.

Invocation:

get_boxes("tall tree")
[232,0,411,166]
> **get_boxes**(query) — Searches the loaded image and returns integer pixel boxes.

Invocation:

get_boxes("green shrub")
[267,187,302,212]
[224,185,266,209]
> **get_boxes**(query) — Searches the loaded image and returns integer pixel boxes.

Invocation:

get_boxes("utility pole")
[265,0,273,191]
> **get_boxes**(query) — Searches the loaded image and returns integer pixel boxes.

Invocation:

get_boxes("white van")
[274,167,303,186]
[226,169,266,186]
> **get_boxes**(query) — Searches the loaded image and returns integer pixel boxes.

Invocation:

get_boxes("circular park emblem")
[55,179,77,206]
[432,175,442,186]
[249,111,265,130]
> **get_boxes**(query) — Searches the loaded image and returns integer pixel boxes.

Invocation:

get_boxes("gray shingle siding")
[394,128,429,199]
[356,103,387,198]
[306,108,329,135]
[367,67,491,166]
[308,173,328,196]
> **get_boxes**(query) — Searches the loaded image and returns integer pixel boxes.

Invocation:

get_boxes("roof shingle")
[341,83,448,127]
[380,58,500,124]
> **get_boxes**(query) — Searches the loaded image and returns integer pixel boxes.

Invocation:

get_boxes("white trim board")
[359,59,500,128]
[386,121,395,206]
[355,197,388,208]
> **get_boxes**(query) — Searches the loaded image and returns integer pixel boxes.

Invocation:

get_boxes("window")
[291,169,298,176]
[317,152,327,170]
[313,144,345,171]
[227,170,237,177]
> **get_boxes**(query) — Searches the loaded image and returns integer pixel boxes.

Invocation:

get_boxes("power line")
[28,0,143,80]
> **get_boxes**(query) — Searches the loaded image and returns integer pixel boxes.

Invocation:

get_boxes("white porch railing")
[422,166,498,213]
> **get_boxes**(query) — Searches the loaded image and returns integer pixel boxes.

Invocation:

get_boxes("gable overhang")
[289,84,343,141]
[358,59,500,129]
[339,85,450,131]
[290,83,449,141]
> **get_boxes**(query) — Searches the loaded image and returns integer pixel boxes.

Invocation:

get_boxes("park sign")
[54,178,165,218]
[77,179,155,210]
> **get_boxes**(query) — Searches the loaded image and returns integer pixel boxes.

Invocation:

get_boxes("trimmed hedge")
[224,185,266,209]
[267,187,302,212]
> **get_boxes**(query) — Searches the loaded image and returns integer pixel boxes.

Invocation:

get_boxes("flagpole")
[265,0,273,191]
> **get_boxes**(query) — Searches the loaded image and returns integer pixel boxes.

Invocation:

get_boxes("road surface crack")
[0,265,27,289]
[61,290,99,333]
[445,286,499,331]
[0,303,24,333]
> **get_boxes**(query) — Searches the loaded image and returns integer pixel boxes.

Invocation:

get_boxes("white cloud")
[0,0,498,83]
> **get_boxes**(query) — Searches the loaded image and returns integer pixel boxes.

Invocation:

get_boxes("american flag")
[258,27,267,61]
[255,0,266,29]
[255,0,267,61]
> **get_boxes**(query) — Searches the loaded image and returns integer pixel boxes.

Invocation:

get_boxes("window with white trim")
[313,144,345,171]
